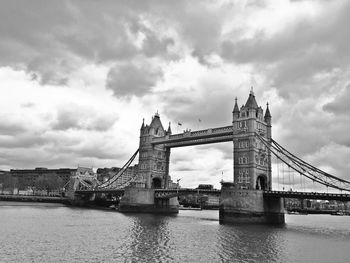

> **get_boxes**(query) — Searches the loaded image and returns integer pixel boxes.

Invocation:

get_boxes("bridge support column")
[119,187,179,213]
[164,148,171,188]
[219,183,284,225]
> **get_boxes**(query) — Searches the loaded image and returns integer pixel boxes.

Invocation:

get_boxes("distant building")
[96,164,139,188]
[0,170,10,190]
[9,168,76,190]
[197,184,214,190]
[168,179,179,189]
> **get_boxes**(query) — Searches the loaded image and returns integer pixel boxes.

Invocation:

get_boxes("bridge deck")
[264,191,350,201]
[154,188,221,199]
[74,189,350,201]
[75,189,125,194]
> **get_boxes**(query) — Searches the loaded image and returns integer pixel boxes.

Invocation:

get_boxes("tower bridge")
[69,89,350,225]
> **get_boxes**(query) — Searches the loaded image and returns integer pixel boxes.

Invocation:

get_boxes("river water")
[0,202,350,263]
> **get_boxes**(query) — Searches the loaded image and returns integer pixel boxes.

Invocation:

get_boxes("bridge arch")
[256,174,268,190]
[152,177,162,188]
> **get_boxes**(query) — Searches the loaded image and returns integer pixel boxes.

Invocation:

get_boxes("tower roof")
[233,97,240,113]
[264,103,271,118]
[149,112,164,130]
[245,88,259,109]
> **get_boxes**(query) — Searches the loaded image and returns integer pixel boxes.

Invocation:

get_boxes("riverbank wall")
[0,194,69,204]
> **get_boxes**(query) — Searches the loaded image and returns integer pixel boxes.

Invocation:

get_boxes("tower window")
[239,121,247,128]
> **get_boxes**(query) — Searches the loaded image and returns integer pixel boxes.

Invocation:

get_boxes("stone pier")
[219,182,285,225]
[119,187,179,213]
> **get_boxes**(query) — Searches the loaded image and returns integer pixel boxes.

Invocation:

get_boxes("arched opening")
[256,175,267,190]
[152,177,162,189]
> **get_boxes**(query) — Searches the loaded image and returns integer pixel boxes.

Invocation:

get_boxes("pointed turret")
[245,87,259,109]
[167,122,172,135]
[232,97,240,121]
[140,118,145,130]
[233,97,240,113]
[264,102,271,123]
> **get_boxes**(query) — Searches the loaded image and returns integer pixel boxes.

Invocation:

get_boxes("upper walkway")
[151,125,234,147]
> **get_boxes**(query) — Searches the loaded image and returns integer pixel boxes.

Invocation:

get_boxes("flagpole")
[177,121,182,133]
[198,118,202,130]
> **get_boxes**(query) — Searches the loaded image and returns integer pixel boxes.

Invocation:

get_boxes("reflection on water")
[1,203,350,262]
[128,215,173,262]
[216,225,286,262]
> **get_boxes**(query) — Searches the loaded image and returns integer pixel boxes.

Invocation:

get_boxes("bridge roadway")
[154,188,221,199]
[75,189,125,195]
[263,190,350,201]
[75,188,221,198]
[75,189,350,201]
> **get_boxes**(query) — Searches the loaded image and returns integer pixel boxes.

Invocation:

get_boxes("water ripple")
[1,205,350,262]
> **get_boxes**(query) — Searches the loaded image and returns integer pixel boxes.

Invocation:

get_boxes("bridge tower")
[220,90,284,225]
[119,113,178,213]
[232,89,272,191]
[138,113,171,189]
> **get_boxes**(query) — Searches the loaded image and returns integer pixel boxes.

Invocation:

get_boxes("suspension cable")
[97,149,139,189]
[255,132,350,192]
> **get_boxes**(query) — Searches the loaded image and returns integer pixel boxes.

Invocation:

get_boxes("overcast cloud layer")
[1,0,350,189]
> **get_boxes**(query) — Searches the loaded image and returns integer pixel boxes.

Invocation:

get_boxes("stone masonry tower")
[138,113,171,189]
[221,90,283,225]
[232,89,272,190]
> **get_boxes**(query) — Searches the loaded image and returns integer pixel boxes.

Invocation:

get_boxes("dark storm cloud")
[106,63,163,98]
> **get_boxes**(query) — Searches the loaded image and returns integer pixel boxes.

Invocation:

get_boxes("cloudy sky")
[1,0,350,189]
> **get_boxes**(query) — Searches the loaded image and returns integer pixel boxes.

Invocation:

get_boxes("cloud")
[0,1,178,85]
[106,63,163,98]
[0,133,47,149]
[323,84,350,115]
[52,104,118,131]
[0,122,27,136]
[220,1,350,99]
